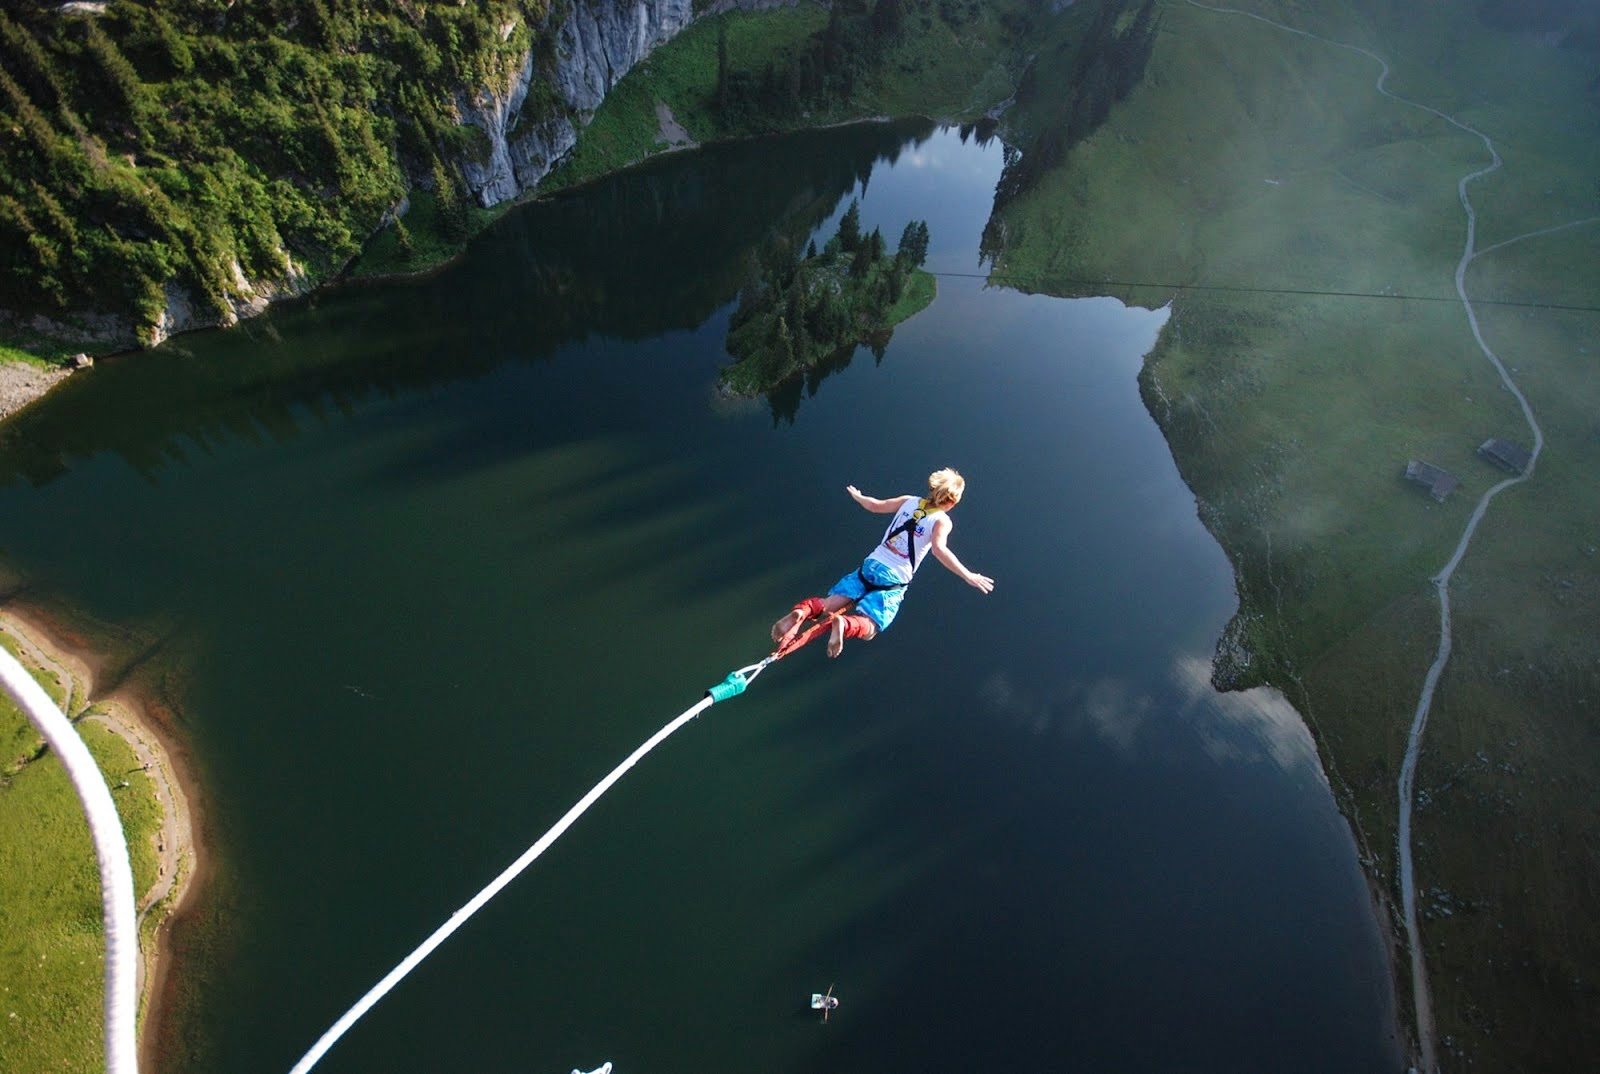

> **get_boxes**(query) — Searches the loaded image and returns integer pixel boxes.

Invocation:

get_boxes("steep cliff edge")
[458,0,705,207]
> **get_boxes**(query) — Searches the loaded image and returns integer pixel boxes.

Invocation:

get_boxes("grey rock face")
[458,0,702,206]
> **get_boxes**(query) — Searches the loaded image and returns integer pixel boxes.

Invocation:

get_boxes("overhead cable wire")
[931,269,1600,315]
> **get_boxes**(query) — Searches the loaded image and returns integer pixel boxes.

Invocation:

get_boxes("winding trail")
[1179,3,1595,1070]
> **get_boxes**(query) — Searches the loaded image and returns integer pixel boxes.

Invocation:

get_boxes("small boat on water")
[810,984,840,1022]
[570,1064,612,1074]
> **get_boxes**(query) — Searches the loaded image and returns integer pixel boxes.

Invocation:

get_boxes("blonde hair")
[927,468,965,508]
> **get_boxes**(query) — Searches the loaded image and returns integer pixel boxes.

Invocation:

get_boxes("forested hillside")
[1,0,541,346]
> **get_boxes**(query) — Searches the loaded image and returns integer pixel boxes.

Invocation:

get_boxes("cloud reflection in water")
[1170,654,1323,778]
[976,656,1322,779]
[977,670,1154,754]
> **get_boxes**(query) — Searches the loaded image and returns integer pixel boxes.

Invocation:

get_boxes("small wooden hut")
[1404,460,1459,502]
[1477,437,1532,475]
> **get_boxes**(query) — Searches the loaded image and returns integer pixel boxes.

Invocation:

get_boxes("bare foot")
[827,615,846,658]
[772,608,805,643]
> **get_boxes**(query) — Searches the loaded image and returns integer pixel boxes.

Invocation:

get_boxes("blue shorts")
[827,559,908,632]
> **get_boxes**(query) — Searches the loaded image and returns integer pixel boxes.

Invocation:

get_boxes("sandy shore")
[0,601,204,1070]
[0,360,73,422]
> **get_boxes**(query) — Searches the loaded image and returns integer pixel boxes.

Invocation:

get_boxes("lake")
[0,121,1402,1073]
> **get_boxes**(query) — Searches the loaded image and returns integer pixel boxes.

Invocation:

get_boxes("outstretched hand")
[968,573,995,595]
[846,484,863,501]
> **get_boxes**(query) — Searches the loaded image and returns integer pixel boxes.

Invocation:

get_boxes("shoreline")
[0,599,205,1070]
[0,360,75,423]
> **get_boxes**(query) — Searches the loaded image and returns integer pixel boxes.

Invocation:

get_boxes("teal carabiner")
[706,657,774,703]
[706,670,749,703]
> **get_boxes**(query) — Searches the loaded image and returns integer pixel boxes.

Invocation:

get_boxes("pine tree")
[83,22,149,128]
[786,271,806,330]
[432,159,469,242]
[0,66,62,163]
[896,219,929,267]
[394,217,415,261]
[837,199,861,252]
[770,314,796,377]
[849,239,872,279]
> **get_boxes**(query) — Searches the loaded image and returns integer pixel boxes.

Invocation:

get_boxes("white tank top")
[864,498,943,583]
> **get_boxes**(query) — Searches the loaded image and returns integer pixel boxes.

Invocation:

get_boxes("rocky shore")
[0,361,73,422]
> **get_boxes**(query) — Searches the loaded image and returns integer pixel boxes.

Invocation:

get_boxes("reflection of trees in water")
[979,0,1158,265]
[764,328,891,426]
[496,121,926,344]
[0,120,933,488]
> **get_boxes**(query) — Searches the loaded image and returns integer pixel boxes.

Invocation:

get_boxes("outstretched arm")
[846,486,914,515]
[929,516,995,594]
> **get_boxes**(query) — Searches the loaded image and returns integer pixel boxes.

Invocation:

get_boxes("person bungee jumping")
[771,468,995,658]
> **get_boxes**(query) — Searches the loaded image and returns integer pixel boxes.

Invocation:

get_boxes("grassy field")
[0,630,163,1074]
[991,1,1599,1066]
[347,188,509,280]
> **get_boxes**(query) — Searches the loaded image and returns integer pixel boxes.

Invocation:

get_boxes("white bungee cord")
[290,659,772,1073]
[0,646,140,1074]
[3,608,782,1074]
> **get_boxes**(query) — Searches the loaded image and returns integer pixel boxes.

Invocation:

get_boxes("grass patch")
[348,189,508,280]
[885,264,937,325]
[990,1,1600,1066]
[0,342,68,370]
[0,324,106,369]
[0,642,162,1074]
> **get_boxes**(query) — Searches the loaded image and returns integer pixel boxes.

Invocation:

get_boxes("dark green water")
[0,123,1402,1072]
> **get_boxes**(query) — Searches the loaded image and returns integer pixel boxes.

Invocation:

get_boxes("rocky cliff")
[459,0,787,206]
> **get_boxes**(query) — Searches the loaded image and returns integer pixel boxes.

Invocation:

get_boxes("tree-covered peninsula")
[722,202,932,397]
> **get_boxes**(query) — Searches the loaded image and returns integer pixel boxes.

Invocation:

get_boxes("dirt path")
[655,101,696,149]
[1181,6,1577,1071]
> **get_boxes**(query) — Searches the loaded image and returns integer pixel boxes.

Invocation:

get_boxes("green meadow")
[991,1,1599,1066]
[0,631,163,1074]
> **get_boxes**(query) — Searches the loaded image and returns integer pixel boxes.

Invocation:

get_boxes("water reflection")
[1171,653,1322,774]
[977,669,1155,754]
[0,120,935,487]
[976,657,1319,774]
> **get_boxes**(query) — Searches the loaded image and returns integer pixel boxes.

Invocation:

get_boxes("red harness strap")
[836,614,874,640]
[770,608,875,661]
[793,597,828,619]
[772,616,834,660]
